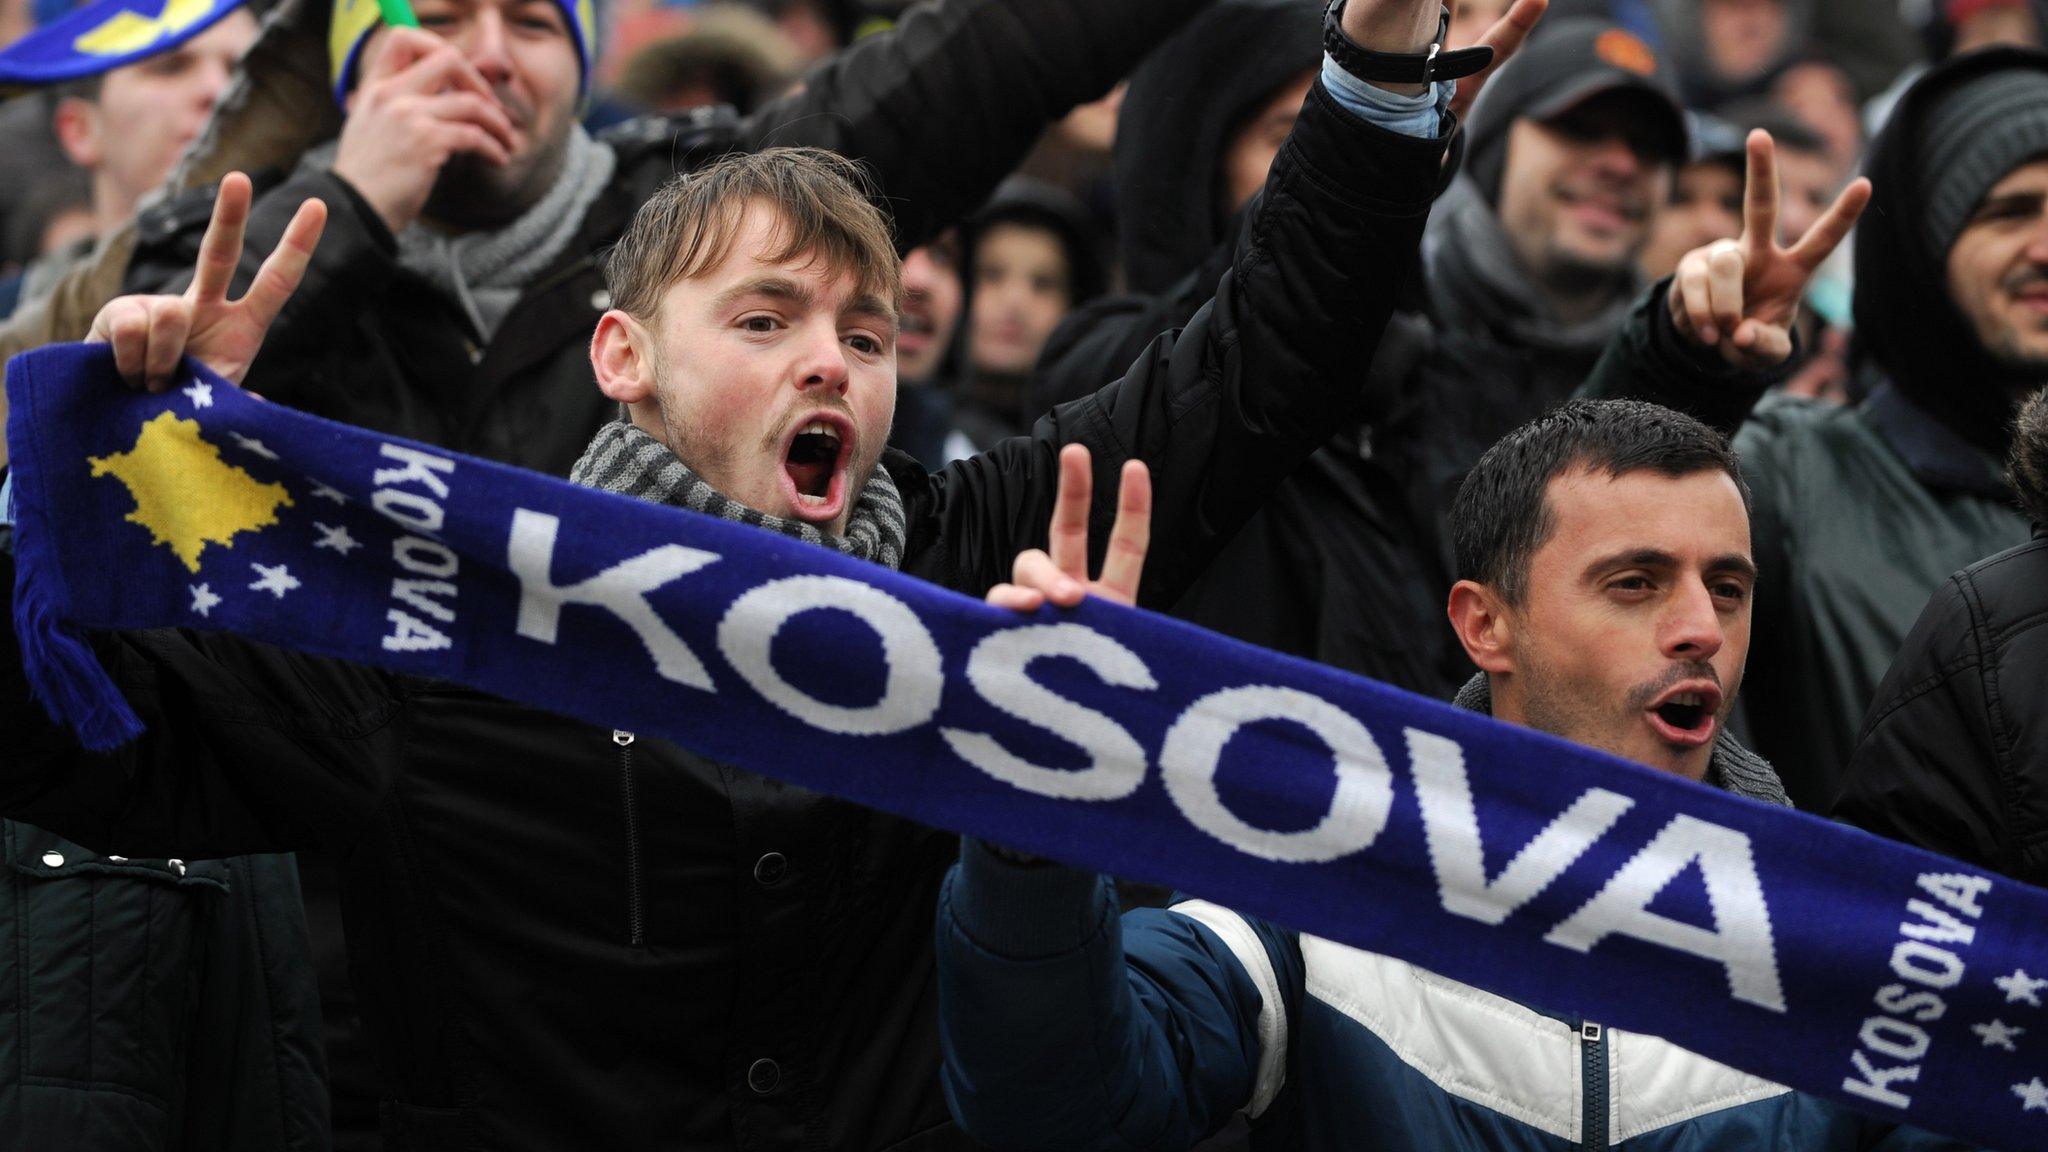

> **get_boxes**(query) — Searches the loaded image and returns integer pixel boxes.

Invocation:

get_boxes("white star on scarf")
[1999,970,2048,1008]
[2015,1078,2048,1113]
[189,583,221,617]
[182,381,213,409]
[309,481,349,504]
[229,432,279,461]
[1976,1019,2026,1051]
[249,563,300,599]
[313,523,361,556]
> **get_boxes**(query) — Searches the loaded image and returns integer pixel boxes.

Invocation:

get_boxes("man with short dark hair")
[932,399,1964,1150]
[0,0,1465,1139]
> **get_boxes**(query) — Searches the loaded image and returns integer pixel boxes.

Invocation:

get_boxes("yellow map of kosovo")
[89,411,293,573]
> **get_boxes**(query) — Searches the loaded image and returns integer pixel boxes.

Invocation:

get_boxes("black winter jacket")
[1835,529,2048,885]
[0,81,1448,1152]
[0,825,328,1152]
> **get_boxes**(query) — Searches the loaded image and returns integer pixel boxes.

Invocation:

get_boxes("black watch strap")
[1324,1,1493,86]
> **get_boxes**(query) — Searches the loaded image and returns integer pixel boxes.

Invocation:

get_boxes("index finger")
[1093,459,1152,606]
[1785,176,1872,271]
[1741,129,1780,256]
[367,28,494,100]
[189,172,253,305]
[1046,443,1093,579]
[1454,0,1547,109]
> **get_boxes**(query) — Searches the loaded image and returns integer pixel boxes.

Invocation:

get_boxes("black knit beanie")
[1917,67,2048,260]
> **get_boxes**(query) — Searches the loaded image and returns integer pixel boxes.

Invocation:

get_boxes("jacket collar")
[1862,380,2012,498]
[1452,674,1791,807]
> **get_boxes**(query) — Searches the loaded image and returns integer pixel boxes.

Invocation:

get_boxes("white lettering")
[1889,940,1964,989]
[940,624,1156,801]
[1858,1017,1930,1062]
[1159,685,1394,864]
[394,536,458,578]
[718,576,942,736]
[391,578,457,623]
[1916,872,1991,919]
[381,608,451,652]
[1408,728,1635,926]
[1873,984,1946,1023]
[1900,899,1976,946]
[508,509,719,690]
[1841,1052,1918,1109]
[373,443,455,499]
[1545,815,1787,1012]
[373,488,444,534]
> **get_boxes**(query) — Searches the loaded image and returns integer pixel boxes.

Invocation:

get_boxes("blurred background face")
[1701,0,1788,81]
[968,220,1073,376]
[1947,159,2048,371]
[1773,143,1839,244]
[1219,70,1313,218]
[1497,91,1675,289]
[897,233,963,385]
[54,10,257,231]
[1638,159,1742,281]
[1770,61,1863,174]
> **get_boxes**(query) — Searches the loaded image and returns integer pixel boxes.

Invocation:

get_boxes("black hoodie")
[1854,46,2048,456]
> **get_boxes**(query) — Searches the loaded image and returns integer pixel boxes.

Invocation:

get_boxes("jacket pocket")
[2,821,231,1140]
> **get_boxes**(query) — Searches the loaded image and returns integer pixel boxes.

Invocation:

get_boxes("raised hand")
[1449,0,1549,122]
[87,172,327,391]
[986,444,1152,613]
[329,27,519,234]
[1667,130,1872,369]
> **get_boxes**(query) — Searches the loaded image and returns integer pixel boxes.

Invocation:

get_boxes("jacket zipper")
[1581,1021,1608,1152]
[615,730,645,946]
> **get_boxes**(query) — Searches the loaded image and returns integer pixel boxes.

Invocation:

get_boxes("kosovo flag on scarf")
[13,345,2048,1150]
[0,0,247,86]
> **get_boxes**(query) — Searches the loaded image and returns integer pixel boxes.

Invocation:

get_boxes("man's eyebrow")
[1581,548,1678,579]
[711,276,812,312]
[1705,553,1760,582]
[846,293,899,335]
[1972,191,2048,218]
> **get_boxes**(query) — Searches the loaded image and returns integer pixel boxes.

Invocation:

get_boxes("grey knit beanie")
[1919,68,2048,260]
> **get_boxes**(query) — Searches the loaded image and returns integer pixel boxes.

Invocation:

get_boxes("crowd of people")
[0,0,2044,1147]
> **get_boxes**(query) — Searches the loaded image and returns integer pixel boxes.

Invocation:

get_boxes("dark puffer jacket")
[1,80,1449,1152]
[1835,528,2048,885]
[0,823,327,1152]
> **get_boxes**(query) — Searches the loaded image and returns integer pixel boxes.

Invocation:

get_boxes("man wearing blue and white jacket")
[939,398,1969,1151]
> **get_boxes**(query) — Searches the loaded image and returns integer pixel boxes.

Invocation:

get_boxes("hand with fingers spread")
[87,172,328,391]
[1447,0,1548,123]
[330,27,520,235]
[985,444,1153,614]
[1667,129,1872,369]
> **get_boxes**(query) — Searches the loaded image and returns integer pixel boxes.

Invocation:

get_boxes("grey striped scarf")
[568,420,907,570]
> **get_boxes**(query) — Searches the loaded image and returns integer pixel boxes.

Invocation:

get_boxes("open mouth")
[780,416,851,525]
[1645,686,1721,748]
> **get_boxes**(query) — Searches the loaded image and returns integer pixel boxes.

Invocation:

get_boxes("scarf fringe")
[9,464,141,751]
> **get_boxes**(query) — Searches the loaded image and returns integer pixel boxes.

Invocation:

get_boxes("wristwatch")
[1323,1,1493,86]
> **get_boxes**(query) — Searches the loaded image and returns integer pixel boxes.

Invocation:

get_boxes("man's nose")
[464,9,514,86]
[794,325,850,394]
[2023,209,2048,266]
[196,57,233,110]
[1660,581,1726,662]
[1585,134,1644,180]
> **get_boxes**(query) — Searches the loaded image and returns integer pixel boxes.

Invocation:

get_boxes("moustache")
[1623,660,1722,713]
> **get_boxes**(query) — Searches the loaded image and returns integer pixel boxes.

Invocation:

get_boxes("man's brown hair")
[605,146,899,321]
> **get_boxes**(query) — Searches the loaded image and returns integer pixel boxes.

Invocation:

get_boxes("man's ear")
[51,97,102,170]
[592,309,655,404]
[1447,579,1515,675]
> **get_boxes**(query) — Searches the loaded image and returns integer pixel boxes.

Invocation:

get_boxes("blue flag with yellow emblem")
[0,0,247,84]
[13,344,2048,1149]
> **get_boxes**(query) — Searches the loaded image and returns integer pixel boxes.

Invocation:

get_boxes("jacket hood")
[1854,47,2048,455]
[1112,0,1321,294]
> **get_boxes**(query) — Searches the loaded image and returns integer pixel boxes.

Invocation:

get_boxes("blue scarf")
[10,346,2048,1150]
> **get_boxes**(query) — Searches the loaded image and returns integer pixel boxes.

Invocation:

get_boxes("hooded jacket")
[1576,50,2043,810]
